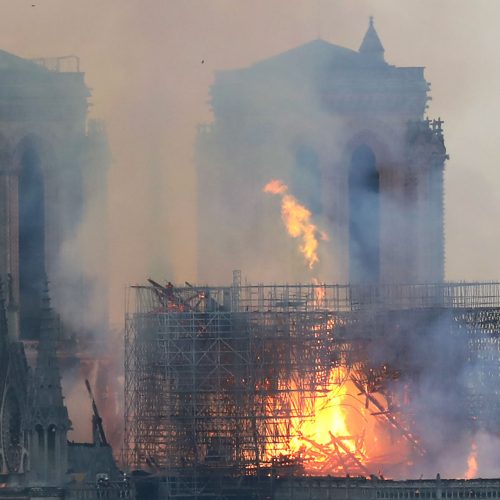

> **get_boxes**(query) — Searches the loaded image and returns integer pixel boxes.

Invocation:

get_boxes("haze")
[2,0,497,325]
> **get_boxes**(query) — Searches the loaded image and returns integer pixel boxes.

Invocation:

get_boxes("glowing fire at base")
[287,368,367,475]
[262,366,413,476]
[465,442,478,479]
[263,179,327,269]
[260,179,416,476]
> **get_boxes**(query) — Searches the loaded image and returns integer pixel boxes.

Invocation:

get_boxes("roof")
[251,39,363,73]
[218,21,389,84]
[210,19,427,117]
[0,49,47,73]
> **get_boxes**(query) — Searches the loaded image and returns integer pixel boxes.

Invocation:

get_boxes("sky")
[2,0,500,325]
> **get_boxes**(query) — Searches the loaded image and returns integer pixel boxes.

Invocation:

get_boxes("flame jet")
[263,179,327,270]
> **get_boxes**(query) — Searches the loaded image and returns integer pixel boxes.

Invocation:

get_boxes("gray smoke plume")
[2,0,499,475]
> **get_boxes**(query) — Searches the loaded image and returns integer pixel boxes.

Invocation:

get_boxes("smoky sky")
[2,0,499,324]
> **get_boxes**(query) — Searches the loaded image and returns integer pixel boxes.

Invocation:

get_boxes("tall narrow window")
[18,145,45,339]
[47,424,56,481]
[348,145,380,283]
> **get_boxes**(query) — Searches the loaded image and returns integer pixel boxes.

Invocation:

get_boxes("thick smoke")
[190,11,500,480]
[0,1,498,322]
[371,311,474,477]
[196,59,344,284]
[2,0,500,474]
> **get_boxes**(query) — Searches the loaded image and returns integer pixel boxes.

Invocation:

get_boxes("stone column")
[379,162,407,284]
[0,148,19,339]
[43,426,48,482]
[29,430,36,475]
[323,158,349,283]
[403,167,419,283]
[54,428,68,484]
[54,427,61,484]
[61,431,68,482]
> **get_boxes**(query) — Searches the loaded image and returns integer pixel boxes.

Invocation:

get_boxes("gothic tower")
[0,52,109,340]
[196,19,447,285]
[27,280,70,485]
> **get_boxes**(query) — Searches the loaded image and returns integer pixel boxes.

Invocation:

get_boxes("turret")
[359,16,386,64]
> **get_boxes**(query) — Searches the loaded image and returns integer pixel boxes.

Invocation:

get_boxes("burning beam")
[351,376,424,455]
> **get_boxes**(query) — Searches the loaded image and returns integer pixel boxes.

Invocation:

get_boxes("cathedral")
[196,18,447,284]
[0,51,109,341]
[0,52,116,492]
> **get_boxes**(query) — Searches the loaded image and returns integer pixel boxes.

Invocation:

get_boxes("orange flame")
[263,179,288,195]
[465,442,478,479]
[264,179,327,270]
[289,369,358,460]
[312,278,326,308]
[260,364,413,476]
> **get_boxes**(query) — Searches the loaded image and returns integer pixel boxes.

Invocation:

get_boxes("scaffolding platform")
[124,281,500,496]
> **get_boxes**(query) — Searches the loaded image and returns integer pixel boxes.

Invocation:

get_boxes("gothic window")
[18,143,45,339]
[348,144,380,283]
[47,424,57,475]
[35,424,43,444]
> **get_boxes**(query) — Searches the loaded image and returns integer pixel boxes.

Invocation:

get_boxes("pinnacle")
[359,16,385,63]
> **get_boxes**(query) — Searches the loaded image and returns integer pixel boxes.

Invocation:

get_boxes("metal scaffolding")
[124,281,500,494]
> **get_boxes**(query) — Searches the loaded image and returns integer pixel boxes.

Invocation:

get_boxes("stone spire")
[29,278,70,485]
[359,16,385,64]
[32,279,67,417]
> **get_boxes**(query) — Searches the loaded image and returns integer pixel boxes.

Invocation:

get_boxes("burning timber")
[124,278,500,492]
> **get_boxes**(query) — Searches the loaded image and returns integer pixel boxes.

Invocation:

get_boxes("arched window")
[35,424,44,456]
[47,424,57,475]
[348,144,379,283]
[18,143,45,339]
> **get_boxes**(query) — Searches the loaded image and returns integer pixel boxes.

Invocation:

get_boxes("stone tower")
[196,19,447,285]
[27,281,70,485]
[0,52,109,340]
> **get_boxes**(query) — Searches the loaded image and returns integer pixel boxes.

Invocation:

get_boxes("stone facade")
[0,51,109,340]
[196,19,447,284]
[273,477,500,500]
[0,50,113,490]
[0,281,68,483]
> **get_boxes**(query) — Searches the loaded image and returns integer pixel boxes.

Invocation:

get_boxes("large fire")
[286,368,364,475]
[263,367,413,476]
[263,179,327,269]
[261,180,416,476]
